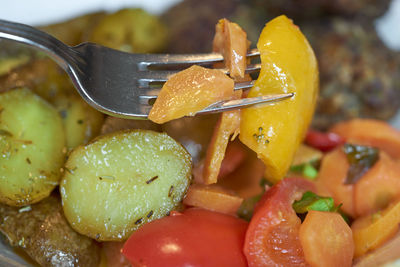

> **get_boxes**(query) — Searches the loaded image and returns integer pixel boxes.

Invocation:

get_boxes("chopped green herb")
[292,191,336,214]
[145,175,159,184]
[290,162,318,180]
[343,144,379,184]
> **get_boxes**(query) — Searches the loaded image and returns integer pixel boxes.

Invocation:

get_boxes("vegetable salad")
[0,6,399,267]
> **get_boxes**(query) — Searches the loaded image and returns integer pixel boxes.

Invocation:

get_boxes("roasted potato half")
[54,94,104,150]
[60,130,192,241]
[0,88,65,206]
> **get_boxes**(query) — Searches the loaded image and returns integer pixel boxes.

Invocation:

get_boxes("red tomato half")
[122,208,248,267]
[305,130,345,152]
[244,177,315,267]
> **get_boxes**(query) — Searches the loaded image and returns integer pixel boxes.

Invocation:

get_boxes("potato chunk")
[60,130,192,241]
[0,194,100,267]
[0,88,65,206]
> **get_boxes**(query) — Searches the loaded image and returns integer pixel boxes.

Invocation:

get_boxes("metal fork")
[0,19,293,119]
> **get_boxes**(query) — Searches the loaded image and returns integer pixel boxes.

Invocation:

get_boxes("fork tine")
[195,93,294,115]
[140,93,293,117]
[139,81,255,100]
[138,64,261,87]
[137,48,260,70]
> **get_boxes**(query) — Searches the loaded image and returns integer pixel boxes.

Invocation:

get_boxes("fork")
[0,19,293,119]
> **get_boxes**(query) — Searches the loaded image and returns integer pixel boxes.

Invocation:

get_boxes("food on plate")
[122,208,248,267]
[240,15,318,183]
[0,88,65,206]
[60,130,192,241]
[299,210,354,267]
[89,8,167,53]
[161,0,245,53]
[303,18,400,130]
[0,194,100,267]
[148,65,235,124]
[162,0,400,129]
[244,177,314,266]
[1,3,400,266]
[39,12,106,46]
[249,0,391,19]
[54,94,104,150]
[352,200,400,257]
[202,109,241,184]
[183,183,243,215]
[213,18,248,79]
[330,119,400,159]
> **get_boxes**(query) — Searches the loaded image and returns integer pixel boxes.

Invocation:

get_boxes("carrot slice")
[202,109,241,184]
[330,119,400,159]
[354,151,400,217]
[316,147,355,217]
[212,19,248,79]
[353,232,400,267]
[299,210,354,267]
[352,200,400,257]
[148,65,234,124]
[183,184,243,215]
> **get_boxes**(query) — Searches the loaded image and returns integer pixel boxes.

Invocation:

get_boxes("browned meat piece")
[250,0,392,20]
[301,18,400,129]
[0,194,100,267]
[161,0,242,53]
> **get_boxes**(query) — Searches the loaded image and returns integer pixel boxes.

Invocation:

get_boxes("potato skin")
[60,129,192,241]
[0,194,100,267]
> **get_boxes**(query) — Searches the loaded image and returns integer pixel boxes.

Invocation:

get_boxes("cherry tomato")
[305,130,345,152]
[244,177,315,266]
[122,208,248,267]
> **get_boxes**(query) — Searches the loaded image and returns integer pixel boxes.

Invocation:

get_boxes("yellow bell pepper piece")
[239,15,319,183]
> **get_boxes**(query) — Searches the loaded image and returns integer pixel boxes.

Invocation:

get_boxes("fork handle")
[0,19,75,70]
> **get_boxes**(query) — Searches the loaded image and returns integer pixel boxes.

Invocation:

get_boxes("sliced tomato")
[122,208,248,267]
[244,177,315,266]
[305,130,345,152]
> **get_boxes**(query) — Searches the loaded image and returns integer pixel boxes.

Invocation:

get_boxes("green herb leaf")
[343,144,379,184]
[292,191,336,214]
[290,162,318,180]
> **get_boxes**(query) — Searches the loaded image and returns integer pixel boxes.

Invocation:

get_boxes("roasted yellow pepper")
[240,15,319,183]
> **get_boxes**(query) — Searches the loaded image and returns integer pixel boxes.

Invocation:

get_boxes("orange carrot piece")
[217,141,247,179]
[354,151,400,217]
[202,109,241,184]
[330,119,400,159]
[352,200,400,257]
[316,147,355,217]
[212,19,248,79]
[299,210,354,267]
[353,232,400,267]
[183,184,243,215]
[148,65,234,124]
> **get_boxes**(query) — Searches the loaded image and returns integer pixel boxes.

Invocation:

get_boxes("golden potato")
[0,88,65,206]
[54,94,104,150]
[60,130,192,241]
